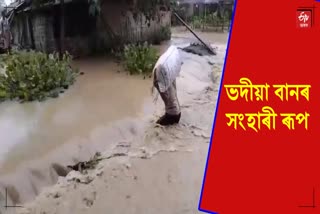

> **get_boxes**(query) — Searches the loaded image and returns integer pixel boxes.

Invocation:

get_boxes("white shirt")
[153,45,182,93]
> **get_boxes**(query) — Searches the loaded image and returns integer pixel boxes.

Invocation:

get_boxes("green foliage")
[170,0,177,9]
[160,25,172,40]
[191,10,232,30]
[192,16,203,29]
[224,9,233,22]
[0,51,78,102]
[170,0,184,14]
[152,25,172,44]
[122,42,159,76]
[206,12,221,26]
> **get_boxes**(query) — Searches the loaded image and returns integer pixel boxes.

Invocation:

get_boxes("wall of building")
[11,11,56,52]
[11,16,21,47]
[100,0,171,44]
[11,0,171,57]
[11,13,32,49]
[11,4,96,57]
[32,13,56,52]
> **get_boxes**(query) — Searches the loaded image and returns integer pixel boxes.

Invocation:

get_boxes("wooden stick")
[173,12,216,55]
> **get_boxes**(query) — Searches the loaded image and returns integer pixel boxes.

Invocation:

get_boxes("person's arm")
[153,68,160,92]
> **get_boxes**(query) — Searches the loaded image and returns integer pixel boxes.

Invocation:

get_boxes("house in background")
[5,0,172,57]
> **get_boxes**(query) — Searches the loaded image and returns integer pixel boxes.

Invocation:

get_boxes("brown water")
[171,26,228,45]
[0,29,228,205]
[0,57,154,176]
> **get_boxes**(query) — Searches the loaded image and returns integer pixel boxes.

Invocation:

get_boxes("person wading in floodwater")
[152,45,183,126]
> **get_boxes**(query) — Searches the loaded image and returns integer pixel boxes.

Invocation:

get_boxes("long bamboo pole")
[173,12,216,55]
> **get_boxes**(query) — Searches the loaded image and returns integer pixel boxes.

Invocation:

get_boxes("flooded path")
[0,58,154,174]
[0,56,158,204]
[0,28,228,208]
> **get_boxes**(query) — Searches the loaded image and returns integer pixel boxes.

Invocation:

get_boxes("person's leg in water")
[154,78,181,126]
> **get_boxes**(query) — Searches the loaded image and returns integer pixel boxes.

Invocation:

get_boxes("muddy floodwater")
[0,58,156,173]
[0,28,228,206]
[0,56,160,204]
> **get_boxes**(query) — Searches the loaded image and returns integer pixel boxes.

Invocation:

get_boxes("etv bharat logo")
[297,7,315,28]
[298,11,310,27]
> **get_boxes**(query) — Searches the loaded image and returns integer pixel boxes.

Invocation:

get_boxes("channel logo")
[297,7,315,28]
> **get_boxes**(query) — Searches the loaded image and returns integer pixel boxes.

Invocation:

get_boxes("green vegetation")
[152,25,172,44]
[191,16,204,29]
[191,10,232,31]
[122,42,159,76]
[0,51,79,102]
[160,25,172,41]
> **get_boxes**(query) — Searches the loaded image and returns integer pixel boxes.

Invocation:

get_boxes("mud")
[0,27,229,214]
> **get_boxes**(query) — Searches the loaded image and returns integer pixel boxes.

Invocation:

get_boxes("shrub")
[192,16,203,29]
[0,50,79,102]
[123,42,159,76]
[159,25,172,41]
[152,25,172,45]
[204,13,216,27]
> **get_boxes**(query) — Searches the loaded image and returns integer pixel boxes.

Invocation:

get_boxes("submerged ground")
[0,27,228,214]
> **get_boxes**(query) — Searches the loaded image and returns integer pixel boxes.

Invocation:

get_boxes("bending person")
[153,45,183,126]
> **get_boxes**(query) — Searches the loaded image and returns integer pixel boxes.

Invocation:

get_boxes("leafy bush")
[0,51,79,102]
[160,25,172,41]
[123,42,159,76]
[191,16,203,29]
[152,25,172,44]
[191,11,231,31]
[207,12,223,26]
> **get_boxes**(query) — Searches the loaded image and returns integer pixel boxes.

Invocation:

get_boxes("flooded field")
[0,28,229,207]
